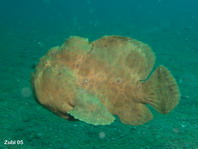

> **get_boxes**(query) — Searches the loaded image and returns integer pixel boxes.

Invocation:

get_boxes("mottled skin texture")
[32,36,180,125]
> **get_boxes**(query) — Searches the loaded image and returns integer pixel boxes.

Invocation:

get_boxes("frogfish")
[32,35,180,125]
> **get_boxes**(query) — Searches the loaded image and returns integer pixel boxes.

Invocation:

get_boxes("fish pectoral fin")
[68,89,114,125]
[115,101,153,125]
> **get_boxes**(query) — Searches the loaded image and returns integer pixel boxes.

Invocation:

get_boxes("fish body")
[32,36,180,125]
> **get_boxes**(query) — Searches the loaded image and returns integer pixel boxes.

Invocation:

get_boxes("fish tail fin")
[142,65,180,114]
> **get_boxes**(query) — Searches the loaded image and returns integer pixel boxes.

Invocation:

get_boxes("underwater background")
[0,0,197,148]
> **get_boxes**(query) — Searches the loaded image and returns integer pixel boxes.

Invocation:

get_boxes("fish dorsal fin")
[91,36,156,81]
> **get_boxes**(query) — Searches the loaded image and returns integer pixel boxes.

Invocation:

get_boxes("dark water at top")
[1,0,198,40]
